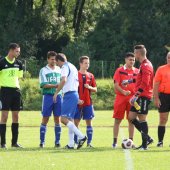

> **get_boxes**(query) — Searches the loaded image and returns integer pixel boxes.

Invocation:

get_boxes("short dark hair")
[9,43,20,50]
[47,51,57,59]
[79,56,89,63]
[125,52,134,58]
[134,44,147,56]
[56,53,67,62]
[134,44,145,50]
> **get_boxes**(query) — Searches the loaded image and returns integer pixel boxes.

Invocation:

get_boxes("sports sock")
[11,123,19,145]
[129,138,133,141]
[131,119,141,132]
[74,134,78,144]
[158,126,165,143]
[113,138,117,144]
[131,119,152,140]
[0,124,6,145]
[68,128,74,147]
[40,124,47,144]
[55,124,61,144]
[66,121,85,139]
[86,126,93,144]
[140,121,148,148]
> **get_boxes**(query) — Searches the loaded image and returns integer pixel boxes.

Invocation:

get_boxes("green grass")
[1,110,170,170]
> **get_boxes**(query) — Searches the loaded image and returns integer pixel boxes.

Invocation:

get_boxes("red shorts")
[113,95,132,119]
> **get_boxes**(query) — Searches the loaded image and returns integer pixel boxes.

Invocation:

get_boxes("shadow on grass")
[131,149,170,153]
[0,146,124,153]
[1,146,170,153]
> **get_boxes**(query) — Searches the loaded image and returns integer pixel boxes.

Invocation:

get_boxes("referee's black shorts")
[130,96,151,115]
[159,93,170,113]
[0,87,22,111]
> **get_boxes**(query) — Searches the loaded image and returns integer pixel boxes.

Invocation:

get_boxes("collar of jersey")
[5,56,15,64]
[123,64,135,70]
[46,64,57,71]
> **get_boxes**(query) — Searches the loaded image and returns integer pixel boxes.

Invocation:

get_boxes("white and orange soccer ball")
[121,139,134,149]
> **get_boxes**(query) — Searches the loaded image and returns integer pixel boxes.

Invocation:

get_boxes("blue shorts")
[61,91,78,119]
[74,105,95,120]
[42,94,62,117]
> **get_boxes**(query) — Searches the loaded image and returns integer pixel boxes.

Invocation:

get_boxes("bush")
[20,79,42,110]
[92,79,115,110]
[20,78,115,110]
[20,78,155,111]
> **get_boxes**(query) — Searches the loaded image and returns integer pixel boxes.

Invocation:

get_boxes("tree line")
[0,0,169,77]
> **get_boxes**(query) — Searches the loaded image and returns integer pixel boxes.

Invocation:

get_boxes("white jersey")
[61,62,79,94]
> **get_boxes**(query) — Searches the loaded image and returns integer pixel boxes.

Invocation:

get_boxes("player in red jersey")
[112,52,138,148]
[128,45,154,150]
[74,56,97,147]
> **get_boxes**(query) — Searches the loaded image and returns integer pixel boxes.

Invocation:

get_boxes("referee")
[153,52,170,147]
[0,43,23,148]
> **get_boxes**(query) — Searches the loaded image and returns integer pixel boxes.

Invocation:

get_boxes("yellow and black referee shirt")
[0,56,23,88]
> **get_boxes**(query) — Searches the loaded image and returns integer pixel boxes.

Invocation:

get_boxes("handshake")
[121,79,136,86]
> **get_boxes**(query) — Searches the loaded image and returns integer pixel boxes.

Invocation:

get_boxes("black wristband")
[138,88,143,93]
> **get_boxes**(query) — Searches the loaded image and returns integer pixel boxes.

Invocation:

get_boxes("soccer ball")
[121,139,133,149]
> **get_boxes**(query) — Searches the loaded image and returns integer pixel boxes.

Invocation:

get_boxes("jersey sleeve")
[39,68,48,88]
[113,68,121,83]
[138,65,152,93]
[61,64,69,77]
[154,67,162,83]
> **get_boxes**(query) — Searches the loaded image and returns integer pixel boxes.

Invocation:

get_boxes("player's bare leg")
[128,120,134,140]
[113,118,122,148]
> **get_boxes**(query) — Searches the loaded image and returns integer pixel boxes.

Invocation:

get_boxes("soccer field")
[0,110,170,170]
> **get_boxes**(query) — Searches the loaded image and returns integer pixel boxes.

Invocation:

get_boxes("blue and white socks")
[87,126,93,144]
[40,124,47,144]
[55,124,61,145]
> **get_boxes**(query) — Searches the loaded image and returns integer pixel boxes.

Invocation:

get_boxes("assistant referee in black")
[0,43,23,148]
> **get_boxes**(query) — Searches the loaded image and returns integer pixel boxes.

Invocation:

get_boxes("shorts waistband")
[43,93,62,96]
[64,91,77,95]
[1,87,19,90]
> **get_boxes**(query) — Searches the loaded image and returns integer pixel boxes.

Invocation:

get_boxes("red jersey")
[135,59,154,99]
[113,65,139,96]
[78,71,97,107]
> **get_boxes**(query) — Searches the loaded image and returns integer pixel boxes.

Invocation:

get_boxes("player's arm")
[43,84,58,88]
[153,67,162,108]
[135,68,151,96]
[54,76,67,94]
[53,65,68,102]
[84,84,97,92]
[18,60,24,79]
[84,75,97,92]
[114,81,131,96]
[53,76,66,103]
[153,81,161,108]
[129,68,151,106]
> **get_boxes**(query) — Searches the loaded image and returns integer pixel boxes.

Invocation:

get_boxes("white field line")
[120,128,134,170]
